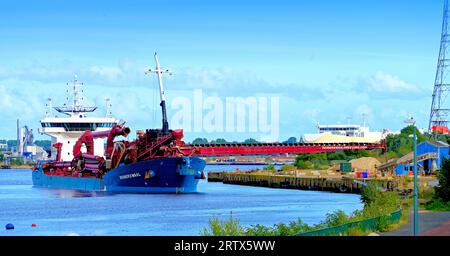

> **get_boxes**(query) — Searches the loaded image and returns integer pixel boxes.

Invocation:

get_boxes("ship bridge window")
[41,122,115,131]
[97,123,115,128]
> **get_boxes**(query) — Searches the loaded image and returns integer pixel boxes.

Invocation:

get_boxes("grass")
[424,199,450,212]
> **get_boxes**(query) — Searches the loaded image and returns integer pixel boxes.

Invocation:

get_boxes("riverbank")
[202,181,403,236]
[0,165,34,170]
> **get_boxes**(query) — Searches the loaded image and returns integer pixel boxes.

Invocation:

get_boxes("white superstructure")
[39,76,119,161]
[303,123,386,143]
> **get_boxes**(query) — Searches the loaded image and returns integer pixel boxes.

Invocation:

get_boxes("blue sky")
[0,0,446,142]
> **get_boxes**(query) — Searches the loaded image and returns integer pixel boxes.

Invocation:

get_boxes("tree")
[435,157,450,202]
[243,138,259,144]
[385,125,430,158]
[327,151,347,161]
[283,137,297,144]
[211,138,228,144]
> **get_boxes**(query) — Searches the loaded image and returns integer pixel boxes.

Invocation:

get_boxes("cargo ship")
[32,54,387,193]
[33,53,206,193]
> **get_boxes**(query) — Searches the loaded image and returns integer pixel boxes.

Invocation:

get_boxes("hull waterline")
[32,157,206,194]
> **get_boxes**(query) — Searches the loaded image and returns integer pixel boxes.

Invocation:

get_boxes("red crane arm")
[72,125,130,159]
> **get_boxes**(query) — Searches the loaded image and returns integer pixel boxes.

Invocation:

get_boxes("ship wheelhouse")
[39,76,119,161]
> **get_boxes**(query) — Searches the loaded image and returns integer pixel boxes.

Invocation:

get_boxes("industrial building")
[379,141,449,176]
[12,119,49,162]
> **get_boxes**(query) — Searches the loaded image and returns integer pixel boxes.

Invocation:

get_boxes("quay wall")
[207,172,398,194]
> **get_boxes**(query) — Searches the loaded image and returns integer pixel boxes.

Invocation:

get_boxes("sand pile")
[349,157,381,172]
[311,134,381,144]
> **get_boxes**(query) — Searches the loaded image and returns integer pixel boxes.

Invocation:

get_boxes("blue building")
[417,141,449,173]
[395,141,449,176]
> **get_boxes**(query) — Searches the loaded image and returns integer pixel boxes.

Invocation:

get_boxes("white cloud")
[89,65,124,82]
[365,71,421,95]
[0,61,432,140]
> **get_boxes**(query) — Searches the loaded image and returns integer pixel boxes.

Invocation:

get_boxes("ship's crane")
[145,53,172,134]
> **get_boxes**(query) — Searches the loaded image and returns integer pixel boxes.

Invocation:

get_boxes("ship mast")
[145,53,171,134]
[54,75,97,116]
[71,75,83,113]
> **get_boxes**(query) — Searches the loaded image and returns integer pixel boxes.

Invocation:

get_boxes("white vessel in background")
[39,76,119,161]
[303,123,388,143]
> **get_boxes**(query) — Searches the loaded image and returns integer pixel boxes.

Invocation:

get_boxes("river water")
[0,165,362,236]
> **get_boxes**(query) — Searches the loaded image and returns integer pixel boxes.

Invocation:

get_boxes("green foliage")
[435,157,450,202]
[419,187,435,200]
[294,149,379,170]
[210,138,228,144]
[360,181,380,205]
[9,159,24,166]
[246,219,317,236]
[243,138,260,144]
[321,210,351,227]
[424,198,450,211]
[385,125,430,158]
[202,184,401,236]
[296,161,314,170]
[360,182,400,216]
[200,213,245,236]
[192,138,209,144]
[264,164,276,171]
[280,165,296,171]
[245,224,275,236]
[296,153,327,162]
[283,137,297,144]
[327,151,347,161]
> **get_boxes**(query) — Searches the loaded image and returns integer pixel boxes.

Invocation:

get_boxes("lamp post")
[405,117,419,236]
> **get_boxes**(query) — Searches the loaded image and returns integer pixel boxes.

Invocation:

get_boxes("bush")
[245,224,274,236]
[321,210,351,227]
[360,181,380,205]
[264,164,276,171]
[419,187,435,200]
[202,182,402,236]
[425,198,450,212]
[280,165,296,172]
[435,157,450,202]
[313,163,330,170]
[296,161,314,170]
[201,213,245,236]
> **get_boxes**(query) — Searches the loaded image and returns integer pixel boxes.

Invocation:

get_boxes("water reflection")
[38,187,112,198]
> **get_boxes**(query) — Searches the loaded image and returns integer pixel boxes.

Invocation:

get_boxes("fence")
[296,209,402,236]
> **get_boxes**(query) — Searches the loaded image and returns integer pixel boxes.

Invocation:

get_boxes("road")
[381,210,450,236]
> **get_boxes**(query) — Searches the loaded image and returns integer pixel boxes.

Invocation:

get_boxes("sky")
[0,0,446,142]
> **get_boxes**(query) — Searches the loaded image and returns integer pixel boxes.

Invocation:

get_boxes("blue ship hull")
[32,157,206,193]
